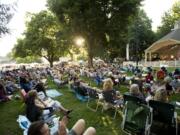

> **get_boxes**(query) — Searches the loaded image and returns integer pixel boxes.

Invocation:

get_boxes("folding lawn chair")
[121,94,153,135]
[86,87,104,112]
[101,93,123,119]
[149,100,178,135]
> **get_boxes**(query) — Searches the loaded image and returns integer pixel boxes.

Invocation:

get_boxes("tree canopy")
[13,10,70,67]
[156,1,180,39]
[48,0,143,66]
[128,9,156,61]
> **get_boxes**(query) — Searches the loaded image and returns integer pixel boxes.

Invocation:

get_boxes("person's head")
[161,67,166,72]
[28,121,50,135]
[130,84,140,95]
[174,68,180,74]
[154,89,168,102]
[27,90,38,99]
[164,76,172,84]
[103,78,113,91]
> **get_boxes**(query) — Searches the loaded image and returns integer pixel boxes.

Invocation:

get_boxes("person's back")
[145,73,153,83]
[35,83,47,97]
[20,77,31,93]
[0,83,9,101]
[26,93,42,122]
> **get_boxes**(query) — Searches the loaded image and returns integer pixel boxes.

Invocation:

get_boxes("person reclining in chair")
[28,116,96,135]
[26,90,72,122]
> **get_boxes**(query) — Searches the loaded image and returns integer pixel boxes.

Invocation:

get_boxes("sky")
[0,0,178,56]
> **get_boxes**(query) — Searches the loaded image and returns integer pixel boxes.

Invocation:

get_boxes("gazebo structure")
[145,21,180,62]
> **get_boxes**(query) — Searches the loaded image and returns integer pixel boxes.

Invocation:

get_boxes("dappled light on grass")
[100,115,121,135]
[101,115,112,125]
[101,116,108,127]
[1,76,178,135]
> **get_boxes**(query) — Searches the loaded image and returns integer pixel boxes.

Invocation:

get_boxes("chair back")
[122,100,151,134]
[123,93,146,105]
[102,90,116,104]
[87,88,99,99]
[149,100,175,125]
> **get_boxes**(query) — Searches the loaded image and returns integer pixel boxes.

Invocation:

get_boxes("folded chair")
[86,87,104,112]
[121,94,153,135]
[149,100,178,135]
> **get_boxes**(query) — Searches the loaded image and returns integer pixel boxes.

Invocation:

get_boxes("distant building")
[145,20,180,61]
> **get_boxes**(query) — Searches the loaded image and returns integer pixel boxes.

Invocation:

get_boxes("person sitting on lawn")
[26,90,72,122]
[53,74,68,87]
[19,75,32,93]
[129,84,145,100]
[170,76,180,93]
[151,70,166,94]
[145,71,154,84]
[102,78,123,107]
[154,89,168,103]
[28,116,96,135]
[0,82,11,101]
[34,82,47,97]
[164,76,173,95]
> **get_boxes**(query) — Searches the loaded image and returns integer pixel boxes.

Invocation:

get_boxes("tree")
[48,0,142,67]
[128,9,155,63]
[0,2,14,37]
[13,10,70,67]
[156,1,180,39]
[12,38,41,63]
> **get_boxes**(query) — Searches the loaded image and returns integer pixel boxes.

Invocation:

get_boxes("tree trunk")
[69,52,74,61]
[88,54,93,68]
[86,38,94,68]
[49,60,53,67]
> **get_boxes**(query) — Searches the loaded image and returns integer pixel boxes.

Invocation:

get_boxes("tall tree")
[48,0,142,67]
[128,9,155,63]
[156,1,180,39]
[13,10,69,67]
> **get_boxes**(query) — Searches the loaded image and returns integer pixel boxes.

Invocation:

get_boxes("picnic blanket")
[46,89,63,98]
[75,93,88,102]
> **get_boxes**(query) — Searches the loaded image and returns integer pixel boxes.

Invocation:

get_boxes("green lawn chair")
[121,94,153,135]
[149,100,178,135]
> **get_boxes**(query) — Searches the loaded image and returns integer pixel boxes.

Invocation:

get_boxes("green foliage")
[128,9,156,60]
[156,1,180,39]
[15,56,42,64]
[13,38,30,58]
[48,0,143,66]
[12,10,70,67]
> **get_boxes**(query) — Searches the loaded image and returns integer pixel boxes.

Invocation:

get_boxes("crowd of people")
[0,62,179,134]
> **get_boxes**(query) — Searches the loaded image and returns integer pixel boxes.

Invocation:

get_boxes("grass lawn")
[0,77,179,135]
